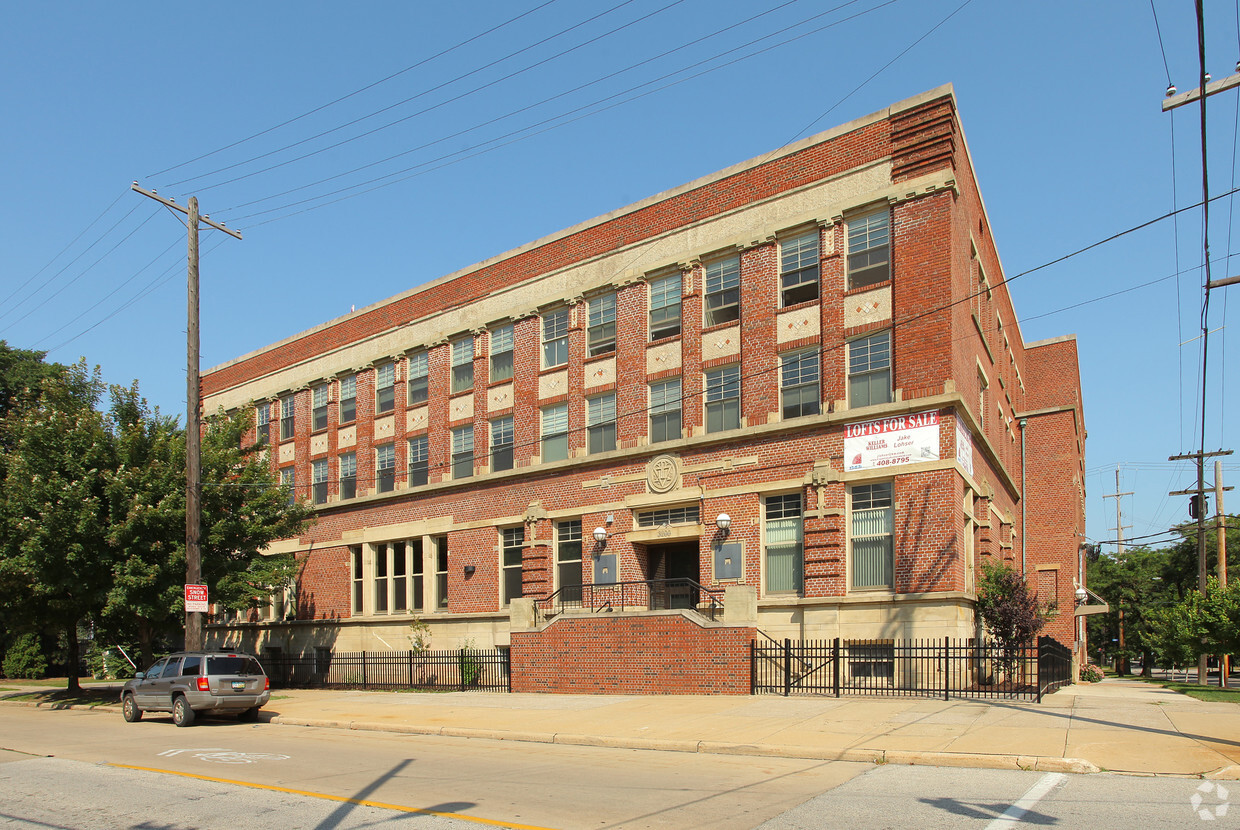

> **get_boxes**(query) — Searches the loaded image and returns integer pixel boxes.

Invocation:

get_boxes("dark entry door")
[649,542,700,609]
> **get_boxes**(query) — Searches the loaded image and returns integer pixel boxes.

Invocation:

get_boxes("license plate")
[231,681,245,691]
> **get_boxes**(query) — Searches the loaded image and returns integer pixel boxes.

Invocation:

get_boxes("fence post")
[750,641,756,695]
[361,651,367,687]
[459,648,465,692]
[833,637,841,698]
[783,638,792,697]
[409,650,414,689]
[944,638,950,701]
[506,647,512,693]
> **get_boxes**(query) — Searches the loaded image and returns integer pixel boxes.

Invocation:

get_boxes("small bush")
[3,634,48,679]
[1079,663,1104,683]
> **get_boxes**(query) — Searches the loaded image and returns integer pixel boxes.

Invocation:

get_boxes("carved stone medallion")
[646,454,680,494]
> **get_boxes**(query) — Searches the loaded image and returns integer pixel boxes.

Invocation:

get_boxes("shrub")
[3,634,48,679]
[1079,663,1104,683]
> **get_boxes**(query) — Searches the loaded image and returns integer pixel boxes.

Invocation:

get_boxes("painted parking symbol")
[158,748,290,764]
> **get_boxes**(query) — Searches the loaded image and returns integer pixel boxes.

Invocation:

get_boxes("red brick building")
[202,85,1087,687]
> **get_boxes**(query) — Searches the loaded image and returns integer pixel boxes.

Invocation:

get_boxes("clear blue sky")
[1,0,1237,551]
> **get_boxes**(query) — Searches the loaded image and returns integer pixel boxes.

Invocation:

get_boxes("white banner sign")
[845,411,941,471]
[956,419,974,478]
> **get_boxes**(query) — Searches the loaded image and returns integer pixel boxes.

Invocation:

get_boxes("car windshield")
[206,656,264,676]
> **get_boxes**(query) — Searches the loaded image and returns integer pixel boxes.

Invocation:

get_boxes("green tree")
[0,341,66,422]
[0,362,115,691]
[1085,547,1177,676]
[976,560,1046,676]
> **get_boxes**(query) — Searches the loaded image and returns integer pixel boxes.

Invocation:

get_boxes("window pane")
[705,256,740,327]
[408,436,428,486]
[339,376,357,423]
[848,210,891,289]
[542,404,569,462]
[780,232,820,306]
[649,273,682,340]
[491,416,514,472]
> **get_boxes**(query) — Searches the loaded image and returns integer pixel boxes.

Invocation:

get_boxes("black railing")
[752,637,1060,701]
[536,578,724,622]
[264,648,510,692]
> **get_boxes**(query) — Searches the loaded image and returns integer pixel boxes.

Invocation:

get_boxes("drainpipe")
[1019,418,1028,579]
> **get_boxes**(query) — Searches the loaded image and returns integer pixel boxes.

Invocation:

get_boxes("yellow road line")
[108,763,559,830]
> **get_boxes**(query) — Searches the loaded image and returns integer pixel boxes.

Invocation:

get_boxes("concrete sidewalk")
[255,678,1240,778]
[10,678,1240,778]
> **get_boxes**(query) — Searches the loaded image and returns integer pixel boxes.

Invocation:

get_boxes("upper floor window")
[312,384,329,431]
[541,403,569,463]
[279,395,295,442]
[587,294,617,357]
[339,375,357,423]
[765,493,803,594]
[451,425,474,479]
[587,393,617,454]
[704,255,740,327]
[491,415,514,472]
[848,331,892,407]
[649,272,682,340]
[407,351,428,406]
[255,403,270,446]
[451,338,474,394]
[375,363,396,414]
[851,482,893,589]
[705,364,740,433]
[339,451,357,500]
[408,435,429,487]
[311,458,328,505]
[649,378,682,443]
[780,231,820,306]
[376,442,396,493]
[543,309,569,368]
[490,324,514,383]
[501,526,524,606]
[780,350,820,419]
[280,467,295,504]
[847,209,890,290]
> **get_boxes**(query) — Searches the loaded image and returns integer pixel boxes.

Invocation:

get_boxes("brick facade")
[203,85,1088,681]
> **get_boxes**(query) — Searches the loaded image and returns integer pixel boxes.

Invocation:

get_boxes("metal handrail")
[536,578,724,621]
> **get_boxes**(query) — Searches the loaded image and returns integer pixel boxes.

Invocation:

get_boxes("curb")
[269,715,1101,774]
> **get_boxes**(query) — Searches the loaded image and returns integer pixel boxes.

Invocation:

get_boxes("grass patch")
[1124,673,1240,703]
[3,687,119,708]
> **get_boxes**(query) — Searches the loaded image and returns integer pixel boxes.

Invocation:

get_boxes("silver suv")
[120,652,270,727]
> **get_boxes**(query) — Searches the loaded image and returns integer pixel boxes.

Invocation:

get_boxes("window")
[491,415,514,472]
[376,363,396,414]
[556,520,583,603]
[451,425,474,479]
[339,375,357,423]
[311,458,328,504]
[780,231,820,306]
[649,272,681,340]
[407,435,428,487]
[847,209,890,290]
[501,526,524,605]
[490,324,514,383]
[312,384,329,431]
[279,395,295,441]
[408,352,429,405]
[376,443,396,493]
[978,369,988,431]
[587,394,616,454]
[542,309,568,368]
[410,539,424,611]
[339,452,357,500]
[351,545,363,614]
[280,467,295,504]
[541,404,568,462]
[705,365,740,433]
[704,255,740,327]
[649,378,682,443]
[851,482,894,589]
[587,294,616,356]
[765,493,803,593]
[848,331,892,407]
[451,338,474,394]
[781,350,820,418]
[636,505,700,527]
[373,542,390,613]
[434,535,448,609]
[255,403,270,446]
[391,541,409,612]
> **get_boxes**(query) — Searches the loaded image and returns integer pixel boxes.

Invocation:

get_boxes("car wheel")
[172,696,195,727]
[238,706,260,723]
[122,694,142,723]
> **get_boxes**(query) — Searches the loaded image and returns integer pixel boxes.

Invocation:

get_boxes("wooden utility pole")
[131,183,241,651]
[1103,468,1133,674]
[1218,460,1232,686]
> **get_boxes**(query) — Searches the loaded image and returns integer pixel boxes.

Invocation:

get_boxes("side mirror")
[134,671,146,680]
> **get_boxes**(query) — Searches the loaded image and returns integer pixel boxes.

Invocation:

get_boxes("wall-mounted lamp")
[1074,586,1088,606]
[464,564,476,576]
[593,527,608,546]
[715,513,731,536]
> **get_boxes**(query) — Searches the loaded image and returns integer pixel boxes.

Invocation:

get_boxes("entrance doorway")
[647,542,700,609]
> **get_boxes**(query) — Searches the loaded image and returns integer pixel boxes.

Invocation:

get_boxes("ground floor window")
[851,482,894,589]
[765,493,803,593]
[556,520,583,602]
[501,527,524,605]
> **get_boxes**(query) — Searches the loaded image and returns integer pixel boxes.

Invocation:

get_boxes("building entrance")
[647,542,700,609]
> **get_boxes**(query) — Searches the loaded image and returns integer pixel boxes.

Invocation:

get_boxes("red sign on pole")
[185,584,209,613]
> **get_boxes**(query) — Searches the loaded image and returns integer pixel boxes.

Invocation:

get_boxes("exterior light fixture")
[715,513,731,535]
[593,527,608,545]
[464,564,476,576]
[1074,586,1088,606]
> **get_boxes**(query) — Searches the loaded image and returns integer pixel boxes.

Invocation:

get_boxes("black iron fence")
[752,635,1070,702]
[264,648,510,692]
[535,578,724,622]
